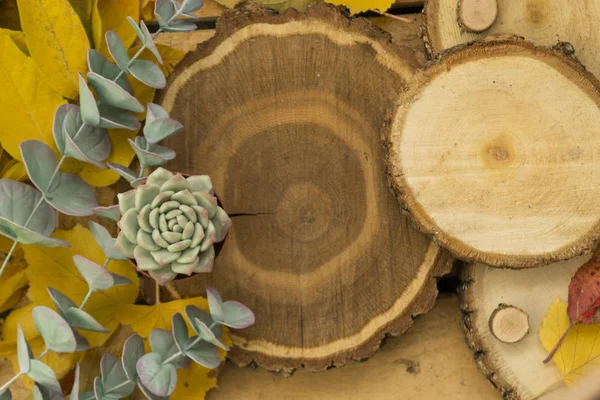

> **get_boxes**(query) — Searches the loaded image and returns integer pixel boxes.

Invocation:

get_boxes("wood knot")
[480,137,515,169]
[488,146,509,161]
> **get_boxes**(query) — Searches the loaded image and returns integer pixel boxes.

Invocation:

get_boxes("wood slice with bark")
[387,39,600,268]
[460,253,593,399]
[154,3,452,372]
[423,0,600,78]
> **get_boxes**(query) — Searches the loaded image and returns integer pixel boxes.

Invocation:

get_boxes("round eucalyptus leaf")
[122,334,145,382]
[87,49,132,93]
[109,272,132,287]
[70,364,80,400]
[88,220,127,260]
[206,287,224,322]
[64,127,111,169]
[139,21,163,64]
[128,60,166,89]
[73,329,90,352]
[144,103,183,144]
[101,354,135,398]
[127,17,145,45]
[32,384,64,400]
[136,353,177,397]
[20,140,59,194]
[65,308,109,333]
[136,379,168,400]
[128,138,166,168]
[53,104,77,155]
[93,377,109,400]
[78,74,100,126]
[27,360,62,392]
[93,205,121,222]
[220,301,256,329]
[97,103,140,131]
[193,318,229,351]
[106,162,139,185]
[73,255,114,291]
[155,0,175,27]
[47,287,77,320]
[0,180,68,247]
[32,306,77,353]
[184,305,220,339]
[105,31,130,72]
[172,313,188,354]
[77,392,95,400]
[182,0,203,13]
[17,324,31,374]
[0,389,11,400]
[149,329,175,359]
[87,72,144,113]
[183,339,220,369]
[163,20,197,32]
[46,173,98,216]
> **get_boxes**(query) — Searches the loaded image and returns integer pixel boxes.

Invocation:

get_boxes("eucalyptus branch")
[0,373,22,395]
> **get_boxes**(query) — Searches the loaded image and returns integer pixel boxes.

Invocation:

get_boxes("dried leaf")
[117,297,231,400]
[0,255,28,313]
[568,247,600,324]
[540,299,600,385]
[215,0,317,12]
[91,0,139,57]
[0,0,21,31]
[18,0,90,99]
[0,29,66,161]
[0,160,28,182]
[328,0,394,14]
[25,224,140,348]
[4,29,29,55]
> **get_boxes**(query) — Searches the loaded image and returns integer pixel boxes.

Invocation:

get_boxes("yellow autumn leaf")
[0,159,27,181]
[0,0,21,30]
[117,296,231,399]
[0,254,28,313]
[0,304,86,389]
[24,224,140,348]
[4,29,29,55]
[0,29,66,161]
[18,0,90,99]
[540,299,600,385]
[91,0,139,57]
[140,0,154,21]
[328,0,394,14]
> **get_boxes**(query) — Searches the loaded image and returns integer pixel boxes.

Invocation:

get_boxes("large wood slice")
[423,0,600,78]
[155,3,452,372]
[460,254,591,399]
[387,39,600,268]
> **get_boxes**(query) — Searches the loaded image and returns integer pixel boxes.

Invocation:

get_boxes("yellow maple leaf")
[18,0,90,99]
[0,29,66,161]
[91,0,139,57]
[540,299,600,385]
[117,297,231,400]
[24,224,140,348]
[328,0,394,14]
[0,304,86,389]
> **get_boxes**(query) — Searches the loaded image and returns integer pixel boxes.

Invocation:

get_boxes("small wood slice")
[423,0,600,78]
[457,0,498,33]
[156,3,452,372]
[387,39,600,268]
[460,253,592,399]
[488,304,529,344]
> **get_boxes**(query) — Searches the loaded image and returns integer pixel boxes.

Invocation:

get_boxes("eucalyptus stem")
[162,335,202,365]
[79,288,93,310]
[0,372,22,394]
[113,45,147,83]
[0,241,19,277]
[36,348,50,361]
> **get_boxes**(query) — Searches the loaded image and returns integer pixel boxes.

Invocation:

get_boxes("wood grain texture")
[460,255,592,400]
[155,2,452,371]
[387,38,600,268]
[423,0,600,78]
[208,294,500,400]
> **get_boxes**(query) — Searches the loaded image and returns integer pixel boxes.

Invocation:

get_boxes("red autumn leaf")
[568,247,600,324]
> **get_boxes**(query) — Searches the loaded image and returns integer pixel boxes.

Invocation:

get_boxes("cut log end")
[388,40,600,268]
[488,304,529,344]
[458,0,498,32]
[156,2,451,371]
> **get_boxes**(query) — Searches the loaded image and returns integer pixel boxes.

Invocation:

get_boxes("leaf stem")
[114,44,147,83]
[162,335,203,365]
[0,241,19,277]
[79,288,94,310]
[0,372,22,394]
[36,348,50,361]
[543,322,577,364]
[102,258,110,269]
[105,379,133,395]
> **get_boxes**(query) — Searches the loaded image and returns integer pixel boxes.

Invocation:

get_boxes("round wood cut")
[458,0,498,33]
[156,3,452,372]
[387,39,600,268]
[460,253,592,399]
[423,0,600,78]
[488,304,529,344]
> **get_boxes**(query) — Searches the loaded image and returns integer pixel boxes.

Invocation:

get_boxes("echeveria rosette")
[116,168,232,285]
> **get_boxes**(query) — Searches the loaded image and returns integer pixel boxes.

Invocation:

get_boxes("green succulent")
[116,167,231,284]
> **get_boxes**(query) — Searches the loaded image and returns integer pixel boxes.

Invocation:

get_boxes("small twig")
[372,9,416,23]
[156,280,161,305]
